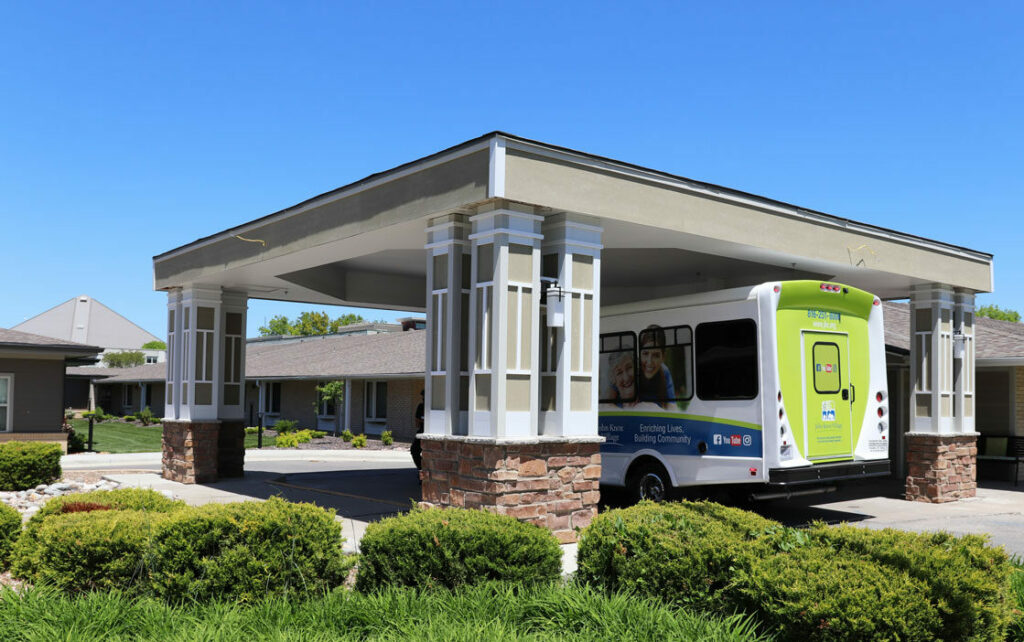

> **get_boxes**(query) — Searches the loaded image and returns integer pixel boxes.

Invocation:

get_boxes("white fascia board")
[503,138,993,266]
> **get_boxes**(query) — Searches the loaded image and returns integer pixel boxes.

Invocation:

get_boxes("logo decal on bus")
[815,363,834,373]
[821,401,837,422]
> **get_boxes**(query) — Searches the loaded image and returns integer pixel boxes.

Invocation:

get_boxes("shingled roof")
[75,330,427,384]
[883,302,1024,361]
[0,328,100,355]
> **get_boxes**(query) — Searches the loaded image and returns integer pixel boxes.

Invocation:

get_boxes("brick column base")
[162,420,220,484]
[419,437,602,544]
[217,420,246,478]
[905,432,977,502]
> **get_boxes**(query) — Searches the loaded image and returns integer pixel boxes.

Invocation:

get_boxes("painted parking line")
[266,479,412,509]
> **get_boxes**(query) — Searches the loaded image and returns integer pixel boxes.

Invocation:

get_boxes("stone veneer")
[905,432,977,502]
[162,420,220,484]
[419,437,602,544]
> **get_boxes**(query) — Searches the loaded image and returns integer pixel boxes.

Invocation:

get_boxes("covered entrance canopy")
[153,133,993,531]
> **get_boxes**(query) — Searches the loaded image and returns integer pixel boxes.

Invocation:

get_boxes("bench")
[977,436,1024,487]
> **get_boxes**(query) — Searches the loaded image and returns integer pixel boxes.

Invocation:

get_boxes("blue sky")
[2,1,1021,338]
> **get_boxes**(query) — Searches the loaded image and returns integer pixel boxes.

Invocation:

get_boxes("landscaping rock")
[0,478,125,520]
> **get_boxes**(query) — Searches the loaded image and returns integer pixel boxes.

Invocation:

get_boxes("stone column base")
[905,432,977,502]
[217,420,246,478]
[162,420,220,484]
[419,436,602,544]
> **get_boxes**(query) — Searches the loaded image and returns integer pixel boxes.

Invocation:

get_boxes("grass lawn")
[70,419,275,453]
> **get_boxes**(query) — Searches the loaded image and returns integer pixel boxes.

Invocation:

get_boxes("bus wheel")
[628,462,671,503]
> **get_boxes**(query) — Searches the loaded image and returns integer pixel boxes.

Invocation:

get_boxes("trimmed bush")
[341,429,354,442]
[66,428,87,454]
[810,524,1016,641]
[731,544,940,641]
[356,506,562,592]
[351,434,367,448]
[576,501,777,608]
[14,509,167,593]
[381,430,393,446]
[137,407,155,425]
[148,497,351,603]
[0,442,62,491]
[1010,562,1024,641]
[0,502,21,569]
[273,419,298,434]
[12,489,184,579]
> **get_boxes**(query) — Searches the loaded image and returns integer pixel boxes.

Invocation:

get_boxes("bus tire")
[627,461,672,503]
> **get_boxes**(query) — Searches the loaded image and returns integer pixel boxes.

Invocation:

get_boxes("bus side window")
[637,325,693,404]
[599,332,637,405]
[695,319,758,400]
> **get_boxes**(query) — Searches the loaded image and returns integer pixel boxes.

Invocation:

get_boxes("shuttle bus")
[598,280,890,502]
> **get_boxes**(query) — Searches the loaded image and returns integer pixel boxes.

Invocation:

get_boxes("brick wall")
[420,438,601,543]
[385,378,421,442]
[905,433,977,502]
[278,380,318,428]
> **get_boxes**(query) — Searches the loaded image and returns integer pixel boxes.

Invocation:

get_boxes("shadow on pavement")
[197,467,422,524]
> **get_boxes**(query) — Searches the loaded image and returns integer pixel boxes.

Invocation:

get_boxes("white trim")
[488,136,506,199]
[0,373,12,433]
[468,228,544,242]
[156,139,491,263]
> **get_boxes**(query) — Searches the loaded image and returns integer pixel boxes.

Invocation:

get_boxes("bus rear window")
[695,320,758,400]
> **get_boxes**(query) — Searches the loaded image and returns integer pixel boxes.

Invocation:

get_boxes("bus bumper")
[767,459,891,485]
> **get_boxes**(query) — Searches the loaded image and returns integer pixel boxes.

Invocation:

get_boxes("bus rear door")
[802,332,854,461]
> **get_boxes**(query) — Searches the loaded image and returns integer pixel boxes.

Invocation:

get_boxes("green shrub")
[810,524,1016,641]
[0,502,21,569]
[381,430,393,446]
[66,428,87,454]
[352,434,367,448]
[356,506,562,592]
[137,407,155,426]
[275,432,300,448]
[309,430,327,439]
[273,419,298,434]
[1010,561,1024,642]
[341,429,354,442]
[732,544,940,641]
[148,497,352,602]
[122,415,137,422]
[576,501,776,609]
[12,488,185,579]
[14,509,167,593]
[244,426,259,434]
[0,442,62,491]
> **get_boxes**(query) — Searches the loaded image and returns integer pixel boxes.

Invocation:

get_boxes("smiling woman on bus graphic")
[604,350,637,407]
[639,325,677,410]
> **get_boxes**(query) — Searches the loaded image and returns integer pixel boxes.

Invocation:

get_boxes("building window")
[365,381,387,420]
[317,381,336,417]
[145,356,158,364]
[263,382,281,415]
[0,375,11,432]
[123,385,134,409]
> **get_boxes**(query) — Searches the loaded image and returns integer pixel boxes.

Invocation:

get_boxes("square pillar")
[419,208,604,544]
[162,287,248,483]
[466,208,543,439]
[905,284,977,502]
[424,214,470,437]
[539,214,603,437]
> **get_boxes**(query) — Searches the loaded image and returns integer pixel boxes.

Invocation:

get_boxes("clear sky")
[2,1,1021,338]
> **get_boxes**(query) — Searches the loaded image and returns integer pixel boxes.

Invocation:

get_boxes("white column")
[344,377,352,433]
[467,208,543,439]
[909,284,957,433]
[218,291,248,421]
[953,291,976,434]
[424,214,470,436]
[165,289,183,420]
[540,214,603,437]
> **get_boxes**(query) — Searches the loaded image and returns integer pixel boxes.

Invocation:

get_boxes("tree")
[316,380,346,435]
[141,340,167,350]
[977,304,1021,323]
[258,311,366,336]
[103,351,145,368]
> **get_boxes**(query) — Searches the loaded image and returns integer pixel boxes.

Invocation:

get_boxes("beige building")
[152,133,994,540]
